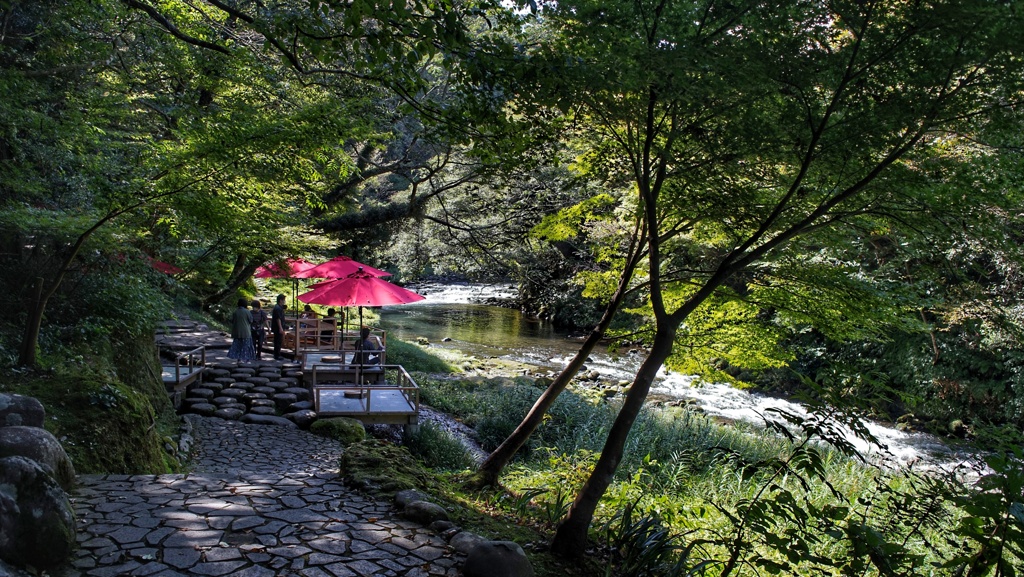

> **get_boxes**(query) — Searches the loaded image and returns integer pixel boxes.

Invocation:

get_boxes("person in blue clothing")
[227,298,256,361]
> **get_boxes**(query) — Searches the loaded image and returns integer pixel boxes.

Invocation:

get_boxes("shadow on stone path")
[67,416,462,577]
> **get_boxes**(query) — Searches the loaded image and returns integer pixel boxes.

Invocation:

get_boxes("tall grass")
[387,338,454,373]
[417,375,1013,575]
[405,421,476,471]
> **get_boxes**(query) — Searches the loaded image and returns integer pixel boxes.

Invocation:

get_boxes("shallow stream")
[382,283,970,471]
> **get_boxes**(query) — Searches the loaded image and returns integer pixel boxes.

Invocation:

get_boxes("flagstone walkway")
[67,416,463,577]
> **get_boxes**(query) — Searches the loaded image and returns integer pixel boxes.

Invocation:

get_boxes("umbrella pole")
[358,306,363,385]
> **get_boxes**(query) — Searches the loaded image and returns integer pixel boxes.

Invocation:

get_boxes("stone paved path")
[68,416,463,577]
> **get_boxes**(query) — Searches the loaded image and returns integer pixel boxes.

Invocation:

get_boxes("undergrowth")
[414,373,1024,576]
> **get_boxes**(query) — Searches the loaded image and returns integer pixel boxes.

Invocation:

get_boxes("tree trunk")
[472,324,606,486]
[202,257,261,309]
[471,237,644,487]
[548,323,677,558]
[17,278,47,367]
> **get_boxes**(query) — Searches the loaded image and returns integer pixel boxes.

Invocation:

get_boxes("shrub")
[339,439,437,496]
[405,422,476,471]
[13,373,174,474]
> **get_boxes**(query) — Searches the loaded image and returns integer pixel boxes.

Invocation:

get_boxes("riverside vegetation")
[388,340,1024,576]
[4,309,1021,576]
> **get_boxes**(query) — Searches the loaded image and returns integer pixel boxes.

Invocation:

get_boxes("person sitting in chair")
[320,308,338,346]
[355,327,380,365]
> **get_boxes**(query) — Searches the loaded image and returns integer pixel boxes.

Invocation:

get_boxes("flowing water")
[381,283,969,470]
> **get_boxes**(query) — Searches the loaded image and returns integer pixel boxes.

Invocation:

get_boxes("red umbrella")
[254,257,318,310]
[298,269,424,329]
[292,255,391,279]
[254,257,318,278]
[148,257,183,275]
[299,271,424,307]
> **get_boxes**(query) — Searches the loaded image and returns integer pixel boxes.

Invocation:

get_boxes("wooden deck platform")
[305,359,420,425]
[161,346,205,408]
[314,387,419,424]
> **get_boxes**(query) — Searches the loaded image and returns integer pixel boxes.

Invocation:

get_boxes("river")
[381,283,967,471]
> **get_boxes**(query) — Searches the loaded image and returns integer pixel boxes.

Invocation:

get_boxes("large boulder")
[463,541,534,577]
[395,489,432,509]
[0,426,75,490]
[0,394,44,428]
[0,456,77,571]
[283,409,317,429]
[450,531,487,555]
[401,500,449,525]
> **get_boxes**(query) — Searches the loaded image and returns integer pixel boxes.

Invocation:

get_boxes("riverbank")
[400,330,968,475]
[403,343,1017,576]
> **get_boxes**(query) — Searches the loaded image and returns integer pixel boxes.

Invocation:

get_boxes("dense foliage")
[2,0,1024,573]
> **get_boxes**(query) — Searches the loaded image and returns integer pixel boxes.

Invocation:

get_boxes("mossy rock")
[111,337,175,419]
[309,417,366,445]
[12,374,174,474]
[339,439,435,496]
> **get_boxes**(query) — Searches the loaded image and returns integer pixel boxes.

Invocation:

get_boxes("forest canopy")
[2,0,1024,572]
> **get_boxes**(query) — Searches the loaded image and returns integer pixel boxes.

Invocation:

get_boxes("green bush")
[405,422,476,471]
[339,439,437,496]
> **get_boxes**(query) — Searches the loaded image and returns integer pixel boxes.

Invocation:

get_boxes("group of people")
[227,294,287,361]
[227,294,379,363]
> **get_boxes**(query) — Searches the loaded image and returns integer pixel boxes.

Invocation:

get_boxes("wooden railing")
[285,319,385,358]
[167,346,205,385]
[311,364,420,421]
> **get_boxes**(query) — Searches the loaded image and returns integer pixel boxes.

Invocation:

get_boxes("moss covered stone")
[14,374,174,474]
[309,417,366,445]
[339,439,436,496]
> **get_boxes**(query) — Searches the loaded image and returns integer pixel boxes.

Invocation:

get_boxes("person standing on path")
[271,293,287,360]
[250,299,269,359]
[227,298,256,361]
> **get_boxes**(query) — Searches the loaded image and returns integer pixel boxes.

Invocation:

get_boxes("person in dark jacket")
[271,294,287,360]
[250,299,269,359]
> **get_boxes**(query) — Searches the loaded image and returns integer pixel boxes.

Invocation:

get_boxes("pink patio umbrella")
[291,255,391,279]
[254,257,318,278]
[254,257,318,310]
[297,269,424,332]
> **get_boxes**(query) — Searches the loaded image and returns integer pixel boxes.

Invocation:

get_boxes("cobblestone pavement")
[69,416,463,577]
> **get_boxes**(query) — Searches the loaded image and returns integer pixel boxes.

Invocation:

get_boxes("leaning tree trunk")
[473,322,609,487]
[202,256,261,309]
[471,250,642,487]
[549,323,677,558]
